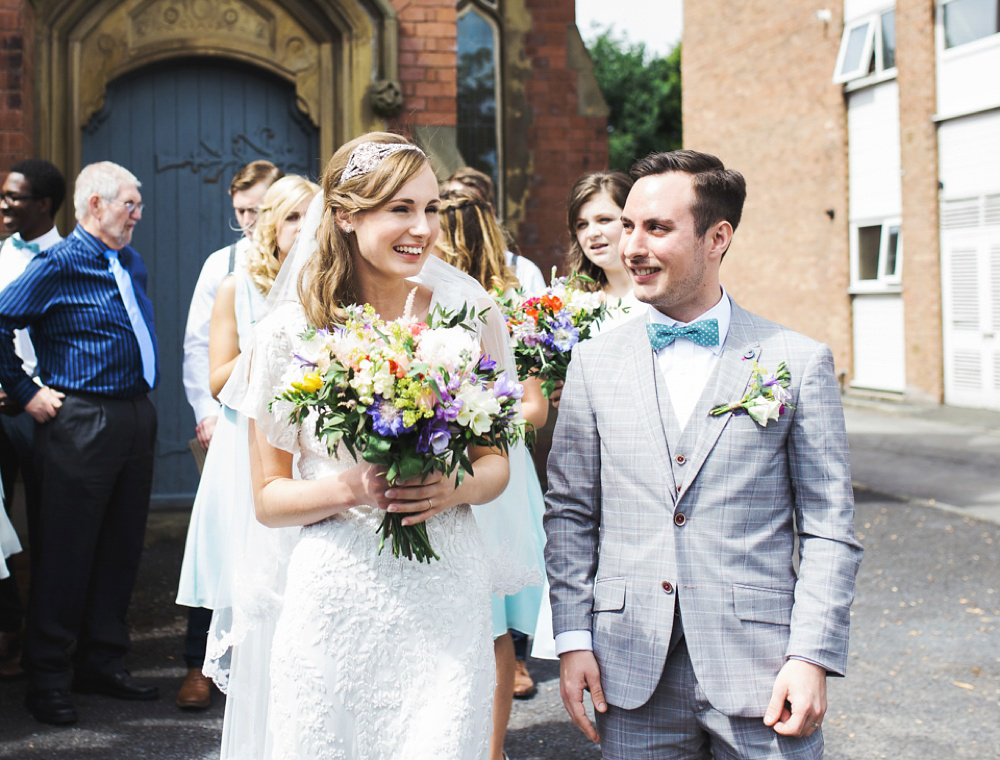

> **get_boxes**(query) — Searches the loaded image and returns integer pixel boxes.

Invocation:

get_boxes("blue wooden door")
[82,58,319,504]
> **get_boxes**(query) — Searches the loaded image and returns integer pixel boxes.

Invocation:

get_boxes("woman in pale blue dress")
[0,481,21,580]
[175,175,319,700]
[435,192,548,760]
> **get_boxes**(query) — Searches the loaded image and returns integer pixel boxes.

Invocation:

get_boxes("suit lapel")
[677,302,761,500]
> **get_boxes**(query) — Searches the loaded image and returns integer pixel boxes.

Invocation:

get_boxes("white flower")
[415,327,481,373]
[455,385,502,435]
[745,396,782,427]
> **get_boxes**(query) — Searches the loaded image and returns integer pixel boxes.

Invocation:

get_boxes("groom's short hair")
[630,150,746,239]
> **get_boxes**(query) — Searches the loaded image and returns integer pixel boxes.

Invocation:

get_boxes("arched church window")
[456,1,502,209]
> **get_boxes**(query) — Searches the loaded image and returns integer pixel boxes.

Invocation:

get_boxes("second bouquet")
[273,301,526,563]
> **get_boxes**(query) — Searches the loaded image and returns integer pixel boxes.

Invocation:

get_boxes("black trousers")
[23,392,156,689]
[0,410,37,633]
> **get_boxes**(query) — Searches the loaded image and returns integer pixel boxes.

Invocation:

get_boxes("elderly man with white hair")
[0,160,159,725]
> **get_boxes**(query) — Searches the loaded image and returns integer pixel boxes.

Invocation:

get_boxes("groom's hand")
[559,650,606,743]
[764,659,827,738]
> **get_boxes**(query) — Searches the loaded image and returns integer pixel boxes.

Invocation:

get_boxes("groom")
[544,149,863,758]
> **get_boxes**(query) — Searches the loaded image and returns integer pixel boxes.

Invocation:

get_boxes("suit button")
[675,455,686,464]
[674,513,686,526]
[661,581,674,594]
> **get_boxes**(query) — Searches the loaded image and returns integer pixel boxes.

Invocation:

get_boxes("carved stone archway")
[36,0,401,194]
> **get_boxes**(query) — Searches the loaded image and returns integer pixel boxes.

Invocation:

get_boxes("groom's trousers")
[595,611,824,760]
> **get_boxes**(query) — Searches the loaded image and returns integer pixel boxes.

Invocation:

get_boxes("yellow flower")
[291,371,324,393]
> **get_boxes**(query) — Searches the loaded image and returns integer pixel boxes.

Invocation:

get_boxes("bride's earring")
[344,225,353,234]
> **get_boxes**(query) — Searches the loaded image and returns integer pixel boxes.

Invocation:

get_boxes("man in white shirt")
[0,159,66,679]
[176,160,282,710]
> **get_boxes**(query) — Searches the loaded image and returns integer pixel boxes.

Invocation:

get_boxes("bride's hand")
[351,462,393,510]
[383,471,460,526]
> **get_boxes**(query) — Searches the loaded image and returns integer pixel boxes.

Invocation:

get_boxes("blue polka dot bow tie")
[646,319,720,351]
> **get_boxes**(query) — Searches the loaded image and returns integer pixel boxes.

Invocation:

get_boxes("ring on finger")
[427,497,433,510]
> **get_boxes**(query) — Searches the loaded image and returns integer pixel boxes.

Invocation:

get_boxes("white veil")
[208,190,543,759]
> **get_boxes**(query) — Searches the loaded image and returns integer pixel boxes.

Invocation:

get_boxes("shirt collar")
[23,226,62,253]
[646,287,732,356]
[72,224,114,258]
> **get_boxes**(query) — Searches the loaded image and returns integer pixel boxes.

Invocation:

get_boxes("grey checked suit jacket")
[544,301,864,717]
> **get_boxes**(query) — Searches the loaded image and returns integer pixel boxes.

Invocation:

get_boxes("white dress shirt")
[553,288,732,656]
[182,237,250,424]
[505,250,547,296]
[0,227,63,380]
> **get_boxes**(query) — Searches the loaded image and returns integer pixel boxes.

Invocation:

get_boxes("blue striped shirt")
[0,225,158,405]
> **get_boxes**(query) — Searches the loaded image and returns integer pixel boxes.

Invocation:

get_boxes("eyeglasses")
[107,199,145,214]
[0,192,37,204]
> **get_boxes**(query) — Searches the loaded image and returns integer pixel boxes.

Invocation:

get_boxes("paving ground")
[0,399,998,758]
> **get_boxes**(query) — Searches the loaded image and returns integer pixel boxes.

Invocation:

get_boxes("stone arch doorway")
[33,0,401,502]
[37,0,401,195]
[81,56,318,500]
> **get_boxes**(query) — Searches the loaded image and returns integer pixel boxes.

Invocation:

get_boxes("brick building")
[685,0,1000,410]
[0,0,609,501]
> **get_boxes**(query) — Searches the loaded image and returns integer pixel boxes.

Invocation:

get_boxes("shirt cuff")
[787,655,826,671]
[554,630,593,656]
[193,399,222,424]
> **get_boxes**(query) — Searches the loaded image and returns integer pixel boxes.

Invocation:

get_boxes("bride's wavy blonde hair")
[300,132,431,327]
[246,175,319,296]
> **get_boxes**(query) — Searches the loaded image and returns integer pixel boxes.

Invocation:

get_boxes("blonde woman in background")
[436,193,548,760]
[175,175,318,708]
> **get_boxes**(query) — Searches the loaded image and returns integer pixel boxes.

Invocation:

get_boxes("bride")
[213,132,539,759]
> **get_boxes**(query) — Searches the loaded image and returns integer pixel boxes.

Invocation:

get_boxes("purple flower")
[436,398,463,422]
[293,353,318,369]
[477,355,497,373]
[493,372,524,401]
[417,417,452,455]
[366,396,413,437]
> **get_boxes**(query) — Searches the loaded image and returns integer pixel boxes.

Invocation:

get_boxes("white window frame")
[833,8,898,86]
[939,0,1000,51]
[850,218,904,293]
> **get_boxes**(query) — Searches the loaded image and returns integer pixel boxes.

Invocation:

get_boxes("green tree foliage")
[586,28,682,171]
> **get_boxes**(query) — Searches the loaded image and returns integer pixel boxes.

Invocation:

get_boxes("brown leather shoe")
[176,667,212,710]
[512,658,536,699]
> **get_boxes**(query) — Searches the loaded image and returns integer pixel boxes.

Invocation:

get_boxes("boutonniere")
[710,361,794,427]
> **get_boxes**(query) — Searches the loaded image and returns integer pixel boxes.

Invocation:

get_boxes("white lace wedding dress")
[222,292,515,759]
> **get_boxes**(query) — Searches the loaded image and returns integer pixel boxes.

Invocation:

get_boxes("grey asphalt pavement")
[0,398,997,758]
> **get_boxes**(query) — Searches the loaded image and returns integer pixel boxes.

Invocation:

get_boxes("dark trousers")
[23,392,156,690]
[184,606,212,669]
[0,410,37,633]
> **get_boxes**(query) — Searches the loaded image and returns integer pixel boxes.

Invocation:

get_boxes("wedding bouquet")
[273,302,526,562]
[496,273,615,397]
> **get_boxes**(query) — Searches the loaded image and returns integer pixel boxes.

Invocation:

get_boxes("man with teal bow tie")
[0,159,66,681]
[545,150,863,759]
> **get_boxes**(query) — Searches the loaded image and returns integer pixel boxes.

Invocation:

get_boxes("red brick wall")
[0,0,33,176]
[683,1,852,374]
[517,0,609,275]
[389,0,458,133]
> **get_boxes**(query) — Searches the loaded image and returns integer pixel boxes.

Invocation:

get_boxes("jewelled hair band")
[341,142,426,183]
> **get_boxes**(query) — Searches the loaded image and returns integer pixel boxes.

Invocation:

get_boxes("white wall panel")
[847,81,902,221]
[937,38,1000,118]
[844,0,892,23]
[851,294,906,391]
[939,111,1000,199]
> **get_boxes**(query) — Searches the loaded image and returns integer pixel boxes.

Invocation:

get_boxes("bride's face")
[350,165,441,281]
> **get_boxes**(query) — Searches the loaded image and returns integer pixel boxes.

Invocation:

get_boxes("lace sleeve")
[219,302,304,455]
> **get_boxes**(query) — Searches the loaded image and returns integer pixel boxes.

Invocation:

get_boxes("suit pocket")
[732,584,794,626]
[593,577,626,613]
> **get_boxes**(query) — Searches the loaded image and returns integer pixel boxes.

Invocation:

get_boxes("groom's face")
[620,172,720,323]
